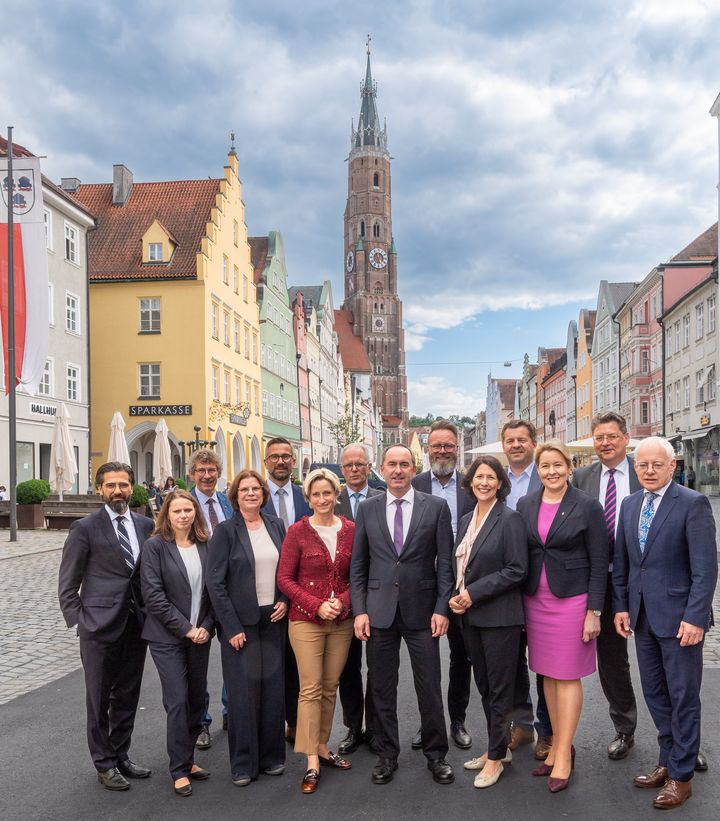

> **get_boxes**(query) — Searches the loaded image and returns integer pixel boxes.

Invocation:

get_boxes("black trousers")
[512,631,552,736]
[447,618,471,724]
[221,606,286,780]
[462,623,521,760]
[79,615,147,772]
[339,635,375,733]
[597,573,637,736]
[367,608,448,761]
[149,640,210,779]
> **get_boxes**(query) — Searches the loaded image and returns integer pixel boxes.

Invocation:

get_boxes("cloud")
[407,375,486,417]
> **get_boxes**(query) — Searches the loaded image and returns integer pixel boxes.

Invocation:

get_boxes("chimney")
[112,164,133,206]
[60,177,81,193]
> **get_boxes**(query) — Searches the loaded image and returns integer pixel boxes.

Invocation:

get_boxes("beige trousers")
[288,618,354,755]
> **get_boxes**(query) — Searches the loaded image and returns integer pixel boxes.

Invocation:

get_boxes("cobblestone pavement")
[1,496,720,702]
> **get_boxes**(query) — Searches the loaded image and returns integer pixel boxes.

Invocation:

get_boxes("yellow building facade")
[75,149,263,487]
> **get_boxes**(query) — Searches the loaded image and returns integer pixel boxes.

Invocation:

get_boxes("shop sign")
[129,404,192,417]
[30,402,56,416]
[229,414,248,426]
[700,414,711,427]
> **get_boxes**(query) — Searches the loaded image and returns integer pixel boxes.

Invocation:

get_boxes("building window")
[360,220,365,237]
[696,303,704,339]
[666,385,672,414]
[254,384,260,415]
[262,390,268,415]
[674,321,680,352]
[641,349,649,374]
[235,376,241,405]
[233,265,239,293]
[665,327,672,357]
[233,220,239,245]
[640,400,649,425]
[211,366,218,400]
[244,327,250,359]
[66,364,80,402]
[373,221,380,238]
[64,222,79,263]
[38,359,53,397]
[252,333,258,363]
[708,295,716,333]
[211,303,218,338]
[373,172,379,187]
[708,366,716,401]
[48,283,54,325]
[223,255,229,284]
[269,394,275,418]
[696,370,705,405]
[682,376,690,409]
[234,320,240,353]
[139,297,161,332]
[223,371,230,403]
[139,363,160,398]
[65,292,80,334]
[148,242,163,262]
[223,311,230,346]
[242,276,248,302]
[245,380,251,407]
[44,208,53,250]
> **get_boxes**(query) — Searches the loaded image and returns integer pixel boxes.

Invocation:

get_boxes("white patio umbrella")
[108,411,131,464]
[153,418,173,486]
[49,402,78,501]
[566,436,642,452]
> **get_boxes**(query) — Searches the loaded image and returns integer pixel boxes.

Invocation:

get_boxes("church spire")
[352,36,387,150]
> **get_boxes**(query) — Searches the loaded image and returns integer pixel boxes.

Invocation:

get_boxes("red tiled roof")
[334,309,372,372]
[248,236,269,285]
[382,415,402,426]
[670,223,717,262]
[71,178,221,281]
[0,135,34,158]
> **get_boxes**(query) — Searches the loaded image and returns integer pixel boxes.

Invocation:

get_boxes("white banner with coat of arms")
[0,155,49,395]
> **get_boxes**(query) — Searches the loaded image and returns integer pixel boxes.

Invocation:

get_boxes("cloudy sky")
[4,0,720,416]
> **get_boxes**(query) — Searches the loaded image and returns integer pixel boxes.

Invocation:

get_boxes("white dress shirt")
[599,457,631,538]
[506,463,535,511]
[267,478,296,524]
[194,488,227,535]
[386,487,414,545]
[105,505,140,561]
[430,471,459,537]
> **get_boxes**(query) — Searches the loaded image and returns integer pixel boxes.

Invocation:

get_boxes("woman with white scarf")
[449,455,528,790]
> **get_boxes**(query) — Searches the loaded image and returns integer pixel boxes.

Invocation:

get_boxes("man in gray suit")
[572,412,640,760]
[336,443,383,755]
[351,444,455,786]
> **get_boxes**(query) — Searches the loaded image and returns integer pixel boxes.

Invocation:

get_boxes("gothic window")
[374,282,383,294]
[373,172,379,187]
[360,220,365,237]
[373,221,380,238]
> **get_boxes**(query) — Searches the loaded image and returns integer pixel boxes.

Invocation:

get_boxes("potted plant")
[174,478,187,490]
[16,479,50,529]
[129,484,151,516]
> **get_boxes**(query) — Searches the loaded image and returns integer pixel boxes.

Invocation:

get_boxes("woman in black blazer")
[206,469,288,788]
[448,455,528,789]
[140,490,214,797]
[516,441,608,794]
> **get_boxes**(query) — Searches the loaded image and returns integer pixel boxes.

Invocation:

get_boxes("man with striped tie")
[572,412,640,761]
[59,462,154,791]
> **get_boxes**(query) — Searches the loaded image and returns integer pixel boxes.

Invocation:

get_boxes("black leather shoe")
[196,726,212,750]
[428,758,455,784]
[372,757,398,784]
[338,728,364,755]
[117,759,152,779]
[695,751,709,772]
[450,721,472,750]
[97,767,130,791]
[189,767,211,780]
[411,728,423,750]
[607,732,634,760]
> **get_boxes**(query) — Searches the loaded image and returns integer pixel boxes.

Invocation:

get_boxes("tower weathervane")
[366,34,371,55]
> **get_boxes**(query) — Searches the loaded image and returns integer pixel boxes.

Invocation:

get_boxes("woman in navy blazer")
[206,469,288,788]
[448,456,528,789]
[140,490,214,796]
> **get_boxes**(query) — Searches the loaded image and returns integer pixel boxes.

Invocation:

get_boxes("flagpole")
[6,126,17,541]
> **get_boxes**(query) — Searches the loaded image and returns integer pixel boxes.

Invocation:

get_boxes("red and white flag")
[0,156,49,395]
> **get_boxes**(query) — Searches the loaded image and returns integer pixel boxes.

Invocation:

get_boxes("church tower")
[343,42,409,444]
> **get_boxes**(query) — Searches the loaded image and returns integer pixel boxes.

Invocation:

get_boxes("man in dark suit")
[189,447,234,748]
[501,419,551,758]
[613,437,717,810]
[58,462,154,791]
[571,412,640,760]
[335,443,383,755]
[412,420,475,750]
[351,444,455,786]
[261,436,312,742]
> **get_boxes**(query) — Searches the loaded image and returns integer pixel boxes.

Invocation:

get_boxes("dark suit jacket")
[58,508,153,643]
[191,487,233,521]
[335,486,383,521]
[140,536,214,644]
[412,469,475,526]
[612,483,717,637]
[262,482,312,523]
[452,503,528,627]
[350,490,454,629]
[206,510,286,640]
[571,457,641,500]
[517,485,608,611]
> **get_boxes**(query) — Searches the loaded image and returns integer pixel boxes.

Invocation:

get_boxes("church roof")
[334,309,371,373]
[352,47,387,150]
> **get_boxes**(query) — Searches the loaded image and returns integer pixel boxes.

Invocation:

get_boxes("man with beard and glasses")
[58,462,154,791]
[411,420,475,751]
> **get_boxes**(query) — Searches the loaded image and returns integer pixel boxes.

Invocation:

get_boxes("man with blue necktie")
[613,437,717,810]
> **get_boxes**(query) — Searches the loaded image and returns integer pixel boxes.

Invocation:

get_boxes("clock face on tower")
[373,315,386,332]
[346,250,355,272]
[369,247,388,269]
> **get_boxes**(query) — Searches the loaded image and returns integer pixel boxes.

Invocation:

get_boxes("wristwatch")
[592,609,602,617]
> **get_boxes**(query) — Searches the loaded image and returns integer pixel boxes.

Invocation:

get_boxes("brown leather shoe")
[301,768,320,794]
[534,735,553,760]
[509,726,534,750]
[633,765,668,789]
[653,778,692,809]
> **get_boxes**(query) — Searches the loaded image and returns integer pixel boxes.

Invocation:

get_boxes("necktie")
[116,516,135,571]
[393,499,404,555]
[351,492,360,519]
[604,469,617,547]
[638,492,658,554]
[277,488,290,528]
[206,497,219,533]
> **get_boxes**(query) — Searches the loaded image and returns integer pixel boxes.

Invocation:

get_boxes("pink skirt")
[523,566,596,680]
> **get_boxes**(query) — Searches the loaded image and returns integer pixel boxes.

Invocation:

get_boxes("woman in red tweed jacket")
[277,468,355,794]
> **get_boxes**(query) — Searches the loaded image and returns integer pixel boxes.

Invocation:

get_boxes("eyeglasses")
[594,434,622,443]
[238,486,263,495]
[635,462,669,472]
[266,454,293,463]
[341,462,369,470]
[429,444,457,453]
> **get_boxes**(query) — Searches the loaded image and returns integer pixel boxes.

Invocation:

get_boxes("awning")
[682,426,718,442]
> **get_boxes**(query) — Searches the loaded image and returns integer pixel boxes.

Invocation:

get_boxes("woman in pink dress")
[517,441,608,793]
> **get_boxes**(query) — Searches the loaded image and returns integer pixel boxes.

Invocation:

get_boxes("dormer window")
[142,219,177,264]
[148,242,163,262]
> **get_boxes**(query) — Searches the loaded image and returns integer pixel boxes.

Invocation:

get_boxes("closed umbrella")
[153,418,173,486]
[108,411,131,464]
[50,402,78,502]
